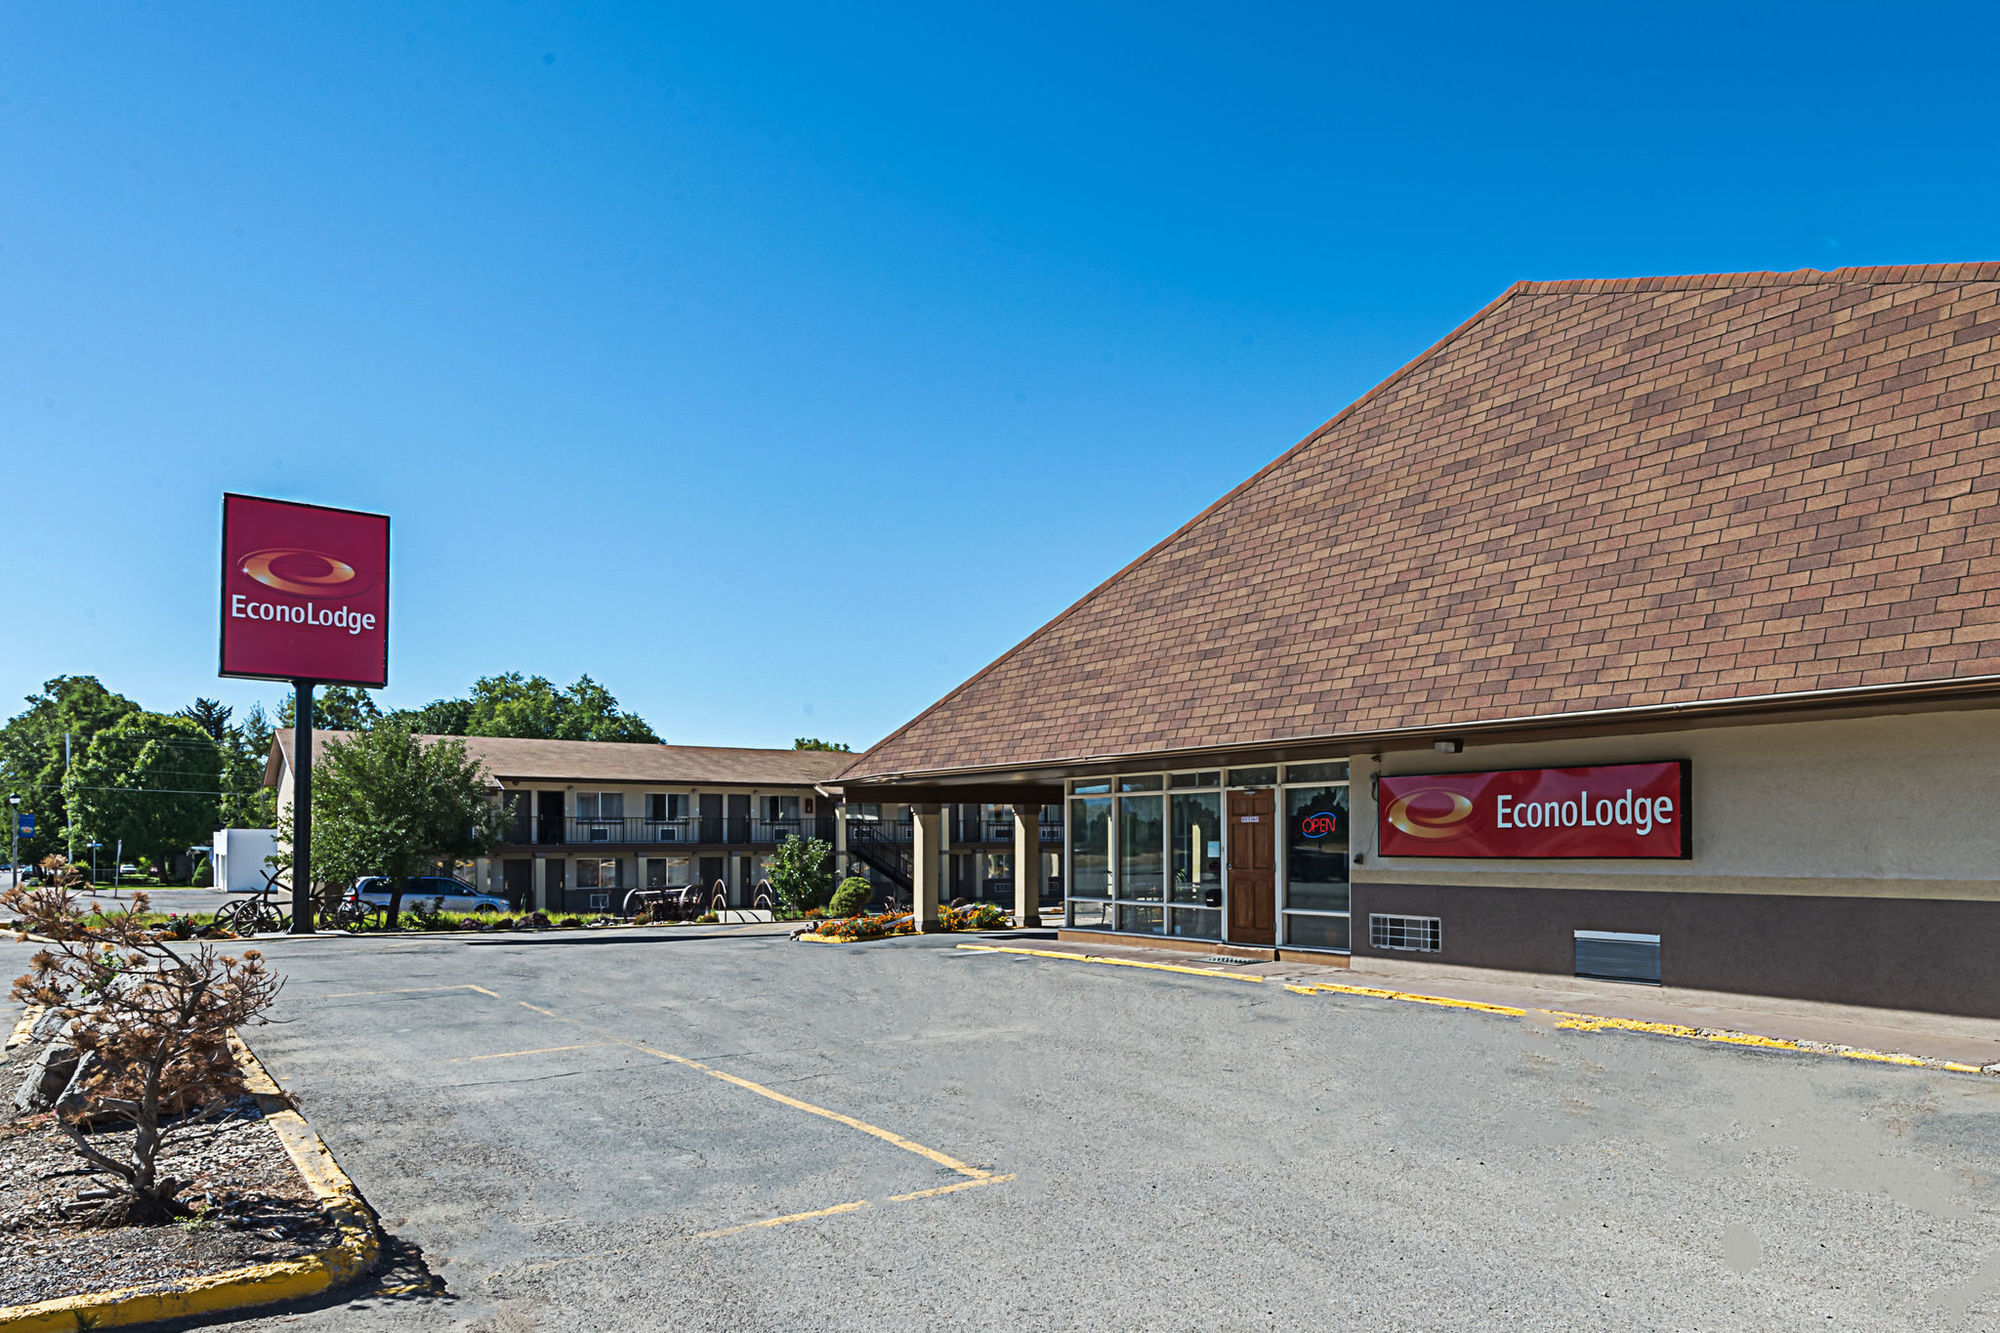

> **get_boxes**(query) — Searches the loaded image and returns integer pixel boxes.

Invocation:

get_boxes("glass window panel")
[1227,767,1278,787]
[1117,904,1165,935]
[1071,780,1112,795]
[576,859,600,888]
[1117,795,1164,901]
[576,793,599,819]
[1169,771,1220,788]
[1285,786,1351,912]
[601,792,624,819]
[1284,762,1349,784]
[1068,900,1112,929]
[1117,775,1163,792]
[1170,792,1223,905]
[1068,797,1111,897]
[1286,913,1351,951]
[1170,907,1222,940]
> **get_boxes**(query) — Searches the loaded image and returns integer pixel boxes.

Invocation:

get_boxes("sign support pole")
[291,681,316,934]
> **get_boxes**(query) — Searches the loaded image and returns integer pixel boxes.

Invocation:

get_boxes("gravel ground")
[0,1040,335,1309]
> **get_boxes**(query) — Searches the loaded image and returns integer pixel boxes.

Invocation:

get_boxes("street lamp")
[87,841,101,887]
[6,794,18,892]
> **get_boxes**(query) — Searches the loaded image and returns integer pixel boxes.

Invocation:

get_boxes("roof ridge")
[837,278,1535,782]
[1515,262,2000,296]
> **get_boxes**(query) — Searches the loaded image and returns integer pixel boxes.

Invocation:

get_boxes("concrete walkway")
[1005,936,2000,1071]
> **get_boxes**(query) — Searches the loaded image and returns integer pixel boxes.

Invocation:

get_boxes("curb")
[5,1005,45,1051]
[0,1032,382,1331]
[955,943,1993,1076]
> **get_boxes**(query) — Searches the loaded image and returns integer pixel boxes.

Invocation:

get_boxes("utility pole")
[7,794,18,892]
[291,681,316,934]
[64,731,73,865]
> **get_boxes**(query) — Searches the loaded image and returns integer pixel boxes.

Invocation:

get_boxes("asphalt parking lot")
[8,926,2000,1331]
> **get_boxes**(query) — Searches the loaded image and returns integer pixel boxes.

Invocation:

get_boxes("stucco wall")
[1349,704,2000,901]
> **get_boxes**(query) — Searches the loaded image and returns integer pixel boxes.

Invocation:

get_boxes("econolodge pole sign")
[1377,761,1690,859]
[220,494,390,933]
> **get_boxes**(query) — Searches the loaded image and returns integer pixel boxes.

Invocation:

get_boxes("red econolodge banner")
[1377,762,1689,859]
[220,494,389,687]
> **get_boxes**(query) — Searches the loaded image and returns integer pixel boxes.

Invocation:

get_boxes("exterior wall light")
[1435,738,1464,754]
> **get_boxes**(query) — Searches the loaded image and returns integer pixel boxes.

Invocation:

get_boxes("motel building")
[270,734,850,914]
[832,265,2000,1019]
[266,733,1065,915]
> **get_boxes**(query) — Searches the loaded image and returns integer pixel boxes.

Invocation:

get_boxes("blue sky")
[5,3,1999,748]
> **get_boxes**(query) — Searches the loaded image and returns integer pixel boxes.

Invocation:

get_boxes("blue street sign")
[16,813,31,835]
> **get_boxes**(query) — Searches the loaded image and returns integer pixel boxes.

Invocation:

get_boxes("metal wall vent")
[1574,929,1661,985]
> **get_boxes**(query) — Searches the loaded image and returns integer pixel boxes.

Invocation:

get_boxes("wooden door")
[1226,788,1276,945]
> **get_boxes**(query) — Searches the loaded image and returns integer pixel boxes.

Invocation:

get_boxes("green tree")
[177,698,234,742]
[765,835,836,914]
[465,673,658,743]
[277,686,381,732]
[0,676,143,865]
[63,713,222,880]
[290,722,508,928]
[381,697,474,736]
[793,738,851,752]
[224,704,277,829]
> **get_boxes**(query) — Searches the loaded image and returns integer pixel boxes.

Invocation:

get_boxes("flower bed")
[806,901,1010,941]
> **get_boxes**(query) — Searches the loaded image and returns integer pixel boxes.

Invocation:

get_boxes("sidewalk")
[985,937,2000,1072]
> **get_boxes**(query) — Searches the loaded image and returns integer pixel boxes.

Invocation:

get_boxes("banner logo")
[1385,788,1474,840]
[240,548,362,598]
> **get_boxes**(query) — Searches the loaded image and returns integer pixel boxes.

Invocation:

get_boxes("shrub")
[1,885,281,1222]
[765,835,836,914]
[695,912,718,924]
[827,876,873,918]
[189,858,213,888]
[944,902,1009,932]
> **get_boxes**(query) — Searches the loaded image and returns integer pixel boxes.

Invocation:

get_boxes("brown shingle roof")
[271,732,850,787]
[844,265,2000,780]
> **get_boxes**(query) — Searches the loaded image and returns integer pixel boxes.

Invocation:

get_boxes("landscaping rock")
[52,1051,99,1119]
[14,1041,80,1114]
[31,1008,70,1043]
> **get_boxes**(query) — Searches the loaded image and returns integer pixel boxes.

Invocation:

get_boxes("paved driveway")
[6,927,2000,1330]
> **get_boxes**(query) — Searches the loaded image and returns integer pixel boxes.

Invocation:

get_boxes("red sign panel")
[219,494,390,687]
[1378,762,1689,859]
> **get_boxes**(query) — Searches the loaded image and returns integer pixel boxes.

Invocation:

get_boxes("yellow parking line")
[1281,981,1527,1017]
[445,1042,611,1064]
[321,984,499,999]
[955,943,1267,985]
[887,1173,1014,1203]
[691,1198,872,1240]
[509,1000,994,1180]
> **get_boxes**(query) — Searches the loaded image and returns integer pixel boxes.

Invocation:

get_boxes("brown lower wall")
[1353,881,2000,1019]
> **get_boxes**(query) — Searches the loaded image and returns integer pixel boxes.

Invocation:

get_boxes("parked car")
[351,875,509,915]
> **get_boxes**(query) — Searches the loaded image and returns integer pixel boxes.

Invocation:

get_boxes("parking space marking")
[690,1198,872,1240]
[445,1042,612,1064]
[513,999,994,1180]
[321,983,501,999]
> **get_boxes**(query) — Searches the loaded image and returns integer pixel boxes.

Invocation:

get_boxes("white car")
[351,876,510,915]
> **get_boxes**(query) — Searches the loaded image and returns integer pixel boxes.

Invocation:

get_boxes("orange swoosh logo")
[1386,788,1474,840]
[241,548,358,597]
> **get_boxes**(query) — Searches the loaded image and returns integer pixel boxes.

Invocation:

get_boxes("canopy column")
[911,803,944,932]
[1010,803,1044,927]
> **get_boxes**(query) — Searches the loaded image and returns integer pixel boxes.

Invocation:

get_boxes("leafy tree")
[765,835,836,914]
[793,738,851,752]
[0,676,142,864]
[277,685,381,732]
[63,713,222,880]
[465,673,658,743]
[290,722,508,928]
[381,696,474,736]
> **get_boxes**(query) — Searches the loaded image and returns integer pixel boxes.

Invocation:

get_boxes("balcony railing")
[520,816,837,847]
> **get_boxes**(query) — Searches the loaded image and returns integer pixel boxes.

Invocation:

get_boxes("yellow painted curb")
[955,943,1267,985]
[1282,981,1988,1076]
[5,1005,45,1051]
[0,1032,382,1330]
[954,942,1988,1078]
